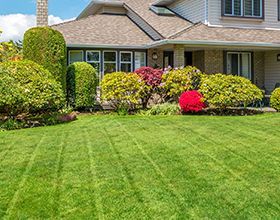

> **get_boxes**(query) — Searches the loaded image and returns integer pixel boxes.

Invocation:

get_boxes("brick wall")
[204,50,224,74]
[37,0,48,26]
[193,51,205,71]
[173,45,185,67]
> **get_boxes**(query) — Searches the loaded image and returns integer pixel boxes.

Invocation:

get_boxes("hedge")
[67,62,97,108]
[270,88,280,111]
[23,27,67,90]
[0,60,65,115]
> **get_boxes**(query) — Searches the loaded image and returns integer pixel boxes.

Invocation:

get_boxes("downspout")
[204,0,209,25]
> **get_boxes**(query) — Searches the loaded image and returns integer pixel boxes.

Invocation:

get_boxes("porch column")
[174,45,185,67]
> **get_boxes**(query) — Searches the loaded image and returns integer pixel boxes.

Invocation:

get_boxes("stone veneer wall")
[253,51,265,88]
[147,48,163,68]
[37,0,48,26]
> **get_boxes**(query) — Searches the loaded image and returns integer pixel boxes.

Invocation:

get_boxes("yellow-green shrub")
[0,60,65,115]
[270,88,280,111]
[161,66,203,100]
[199,74,263,108]
[101,72,146,111]
[67,62,97,108]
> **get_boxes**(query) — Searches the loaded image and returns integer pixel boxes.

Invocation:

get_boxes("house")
[37,0,280,93]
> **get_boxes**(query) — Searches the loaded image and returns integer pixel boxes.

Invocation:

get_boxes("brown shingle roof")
[52,14,153,47]
[170,23,280,44]
[123,0,192,37]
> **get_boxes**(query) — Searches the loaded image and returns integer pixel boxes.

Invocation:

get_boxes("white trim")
[103,50,118,76]
[86,50,101,63]
[68,50,84,65]
[120,51,133,72]
[226,52,252,79]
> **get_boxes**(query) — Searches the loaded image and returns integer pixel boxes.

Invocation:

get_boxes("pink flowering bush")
[179,90,206,113]
[135,67,163,108]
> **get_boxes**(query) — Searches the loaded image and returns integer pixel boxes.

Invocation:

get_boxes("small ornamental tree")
[161,66,203,101]
[101,72,147,111]
[179,91,206,113]
[199,74,263,108]
[67,62,97,108]
[23,27,67,90]
[0,60,65,115]
[270,88,280,111]
[135,67,163,108]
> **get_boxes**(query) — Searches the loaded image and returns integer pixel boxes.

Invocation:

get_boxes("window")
[120,52,133,72]
[223,0,263,18]
[279,0,280,21]
[134,52,146,70]
[69,50,83,64]
[86,51,101,73]
[227,52,252,79]
[103,51,117,74]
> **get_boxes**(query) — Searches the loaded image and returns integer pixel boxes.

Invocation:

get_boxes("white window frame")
[120,51,133,72]
[103,50,118,76]
[223,0,263,18]
[134,52,147,70]
[86,50,101,81]
[227,52,252,80]
[68,50,84,65]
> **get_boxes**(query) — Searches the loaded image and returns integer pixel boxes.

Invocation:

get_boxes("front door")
[163,51,174,68]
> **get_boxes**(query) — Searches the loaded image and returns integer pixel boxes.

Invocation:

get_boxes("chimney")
[37,0,48,26]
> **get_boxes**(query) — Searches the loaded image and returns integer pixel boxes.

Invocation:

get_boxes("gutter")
[68,40,280,50]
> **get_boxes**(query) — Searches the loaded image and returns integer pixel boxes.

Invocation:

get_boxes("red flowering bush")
[179,90,206,113]
[135,67,163,108]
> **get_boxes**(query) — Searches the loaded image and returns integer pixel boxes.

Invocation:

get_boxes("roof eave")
[67,43,148,49]
[152,0,176,6]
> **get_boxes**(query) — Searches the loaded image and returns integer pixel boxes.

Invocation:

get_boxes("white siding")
[169,0,206,23]
[208,0,280,29]
[265,51,280,92]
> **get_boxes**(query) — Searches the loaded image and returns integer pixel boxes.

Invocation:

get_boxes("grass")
[0,114,280,219]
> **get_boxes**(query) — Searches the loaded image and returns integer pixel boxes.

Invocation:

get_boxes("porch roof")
[167,23,280,47]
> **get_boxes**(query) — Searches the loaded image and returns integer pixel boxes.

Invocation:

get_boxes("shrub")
[161,66,203,101]
[199,74,263,108]
[67,62,97,108]
[101,72,146,111]
[135,67,163,108]
[270,88,280,111]
[179,91,206,113]
[23,27,67,90]
[0,40,23,62]
[143,103,180,116]
[0,60,65,115]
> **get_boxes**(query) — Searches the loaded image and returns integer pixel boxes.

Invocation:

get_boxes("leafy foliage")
[23,27,67,90]
[0,60,65,115]
[0,40,23,62]
[101,72,147,111]
[135,67,163,108]
[67,62,97,108]
[143,103,180,115]
[179,90,206,113]
[199,74,263,108]
[270,88,280,111]
[161,66,203,101]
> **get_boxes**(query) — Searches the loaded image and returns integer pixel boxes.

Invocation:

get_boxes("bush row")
[100,66,265,112]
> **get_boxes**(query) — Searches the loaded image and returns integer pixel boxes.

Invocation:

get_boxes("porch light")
[277,54,280,62]
[152,52,158,60]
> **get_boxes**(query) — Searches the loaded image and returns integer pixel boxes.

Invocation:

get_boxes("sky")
[0,0,91,42]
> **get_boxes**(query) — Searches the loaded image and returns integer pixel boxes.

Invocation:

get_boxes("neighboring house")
[37,0,280,93]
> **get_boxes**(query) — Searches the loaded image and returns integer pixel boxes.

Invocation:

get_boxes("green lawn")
[0,114,280,219]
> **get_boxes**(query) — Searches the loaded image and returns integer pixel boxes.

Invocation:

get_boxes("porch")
[147,45,280,93]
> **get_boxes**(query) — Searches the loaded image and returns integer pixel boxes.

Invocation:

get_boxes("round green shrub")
[0,60,65,115]
[161,66,203,101]
[67,62,97,108]
[101,72,147,111]
[23,27,67,90]
[199,73,263,108]
[144,103,180,116]
[270,88,280,111]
